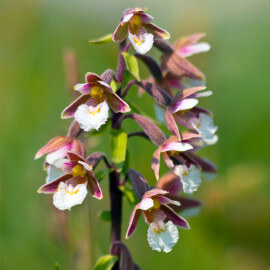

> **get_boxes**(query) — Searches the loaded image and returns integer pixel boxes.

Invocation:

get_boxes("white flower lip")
[53,182,88,211]
[191,113,218,145]
[74,101,109,132]
[128,32,154,54]
[147,221,179,253]
[174,164,202,194]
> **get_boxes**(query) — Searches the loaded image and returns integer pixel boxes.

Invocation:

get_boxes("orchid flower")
[152,133,201,180]
[126,188,189,252]
[38,152,102,210]
[112,7,170,54]
[61,72,130,131]
[126,170,190,253]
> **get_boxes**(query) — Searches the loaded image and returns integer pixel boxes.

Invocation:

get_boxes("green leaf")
[54,263,60,270]
[98,210,111,222]
[118,185,139,206]
[110,79,120,93]
[89,34,112,45]
[110,129,127,172]
[121,52,140,81]
[94,254,118,270]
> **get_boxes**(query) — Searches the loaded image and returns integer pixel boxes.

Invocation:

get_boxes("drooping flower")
[38,152,102,210]
[112,7,170,54]
[61,72,130,131]
[151,133,201,180]
[126,188,190,253]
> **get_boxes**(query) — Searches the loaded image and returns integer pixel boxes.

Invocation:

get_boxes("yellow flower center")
[148,199,160,212]
[67,189,79,195]
[169,150,178,156]
[153,227,165,234]
[130,14,142,26]
[133,36,143,46]
[72,164,85,178]
[88,107,101,116]
[91,86,103,98]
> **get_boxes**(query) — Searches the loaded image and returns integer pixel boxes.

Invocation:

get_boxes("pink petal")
[45,143,72,165]
[171,98,198,113]
[162,152,175,169]
[157,172,182,195]
[173,33,206,50]
[165,109,180,140]
[151,145,162,180]
[35,136,72,160]
[87,172,103,199]
[61,94,90,119]
[181,131,201,141]
[112,23,128,42]
[143,188,168,199]
[161,205,190,229]
[144,23,170,39]
[156,195,180,206]
[73,83,91,95]
[138,198,154,211]
[53,159,74,174]
[67,151,85,162]
[78,160,93,172]
[161,141,193,152]
[85,72,101,83]
[38,174,71,194]
[179,42,210,58]
[106,92,130,113]
[126,205,141,238]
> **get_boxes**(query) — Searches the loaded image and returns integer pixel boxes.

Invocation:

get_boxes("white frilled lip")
[53,181,88,211]
[74,101,109,132]
[147,221,179,253]
[128,32,154,54]
[174,164,202,194]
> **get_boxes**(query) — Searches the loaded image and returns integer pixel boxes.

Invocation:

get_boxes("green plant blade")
[110,129,127,172]
[94,254,118,270]
[89,34,112,45]
[121,52,140,81]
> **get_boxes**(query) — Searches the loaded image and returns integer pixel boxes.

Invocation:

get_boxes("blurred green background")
[1,0,270,269]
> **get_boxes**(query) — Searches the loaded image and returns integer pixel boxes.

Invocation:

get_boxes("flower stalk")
[35,7,218,269]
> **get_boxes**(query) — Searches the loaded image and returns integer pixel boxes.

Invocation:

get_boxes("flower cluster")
[35,7,218,267]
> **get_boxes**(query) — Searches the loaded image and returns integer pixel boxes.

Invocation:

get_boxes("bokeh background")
[1,0,270,269]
